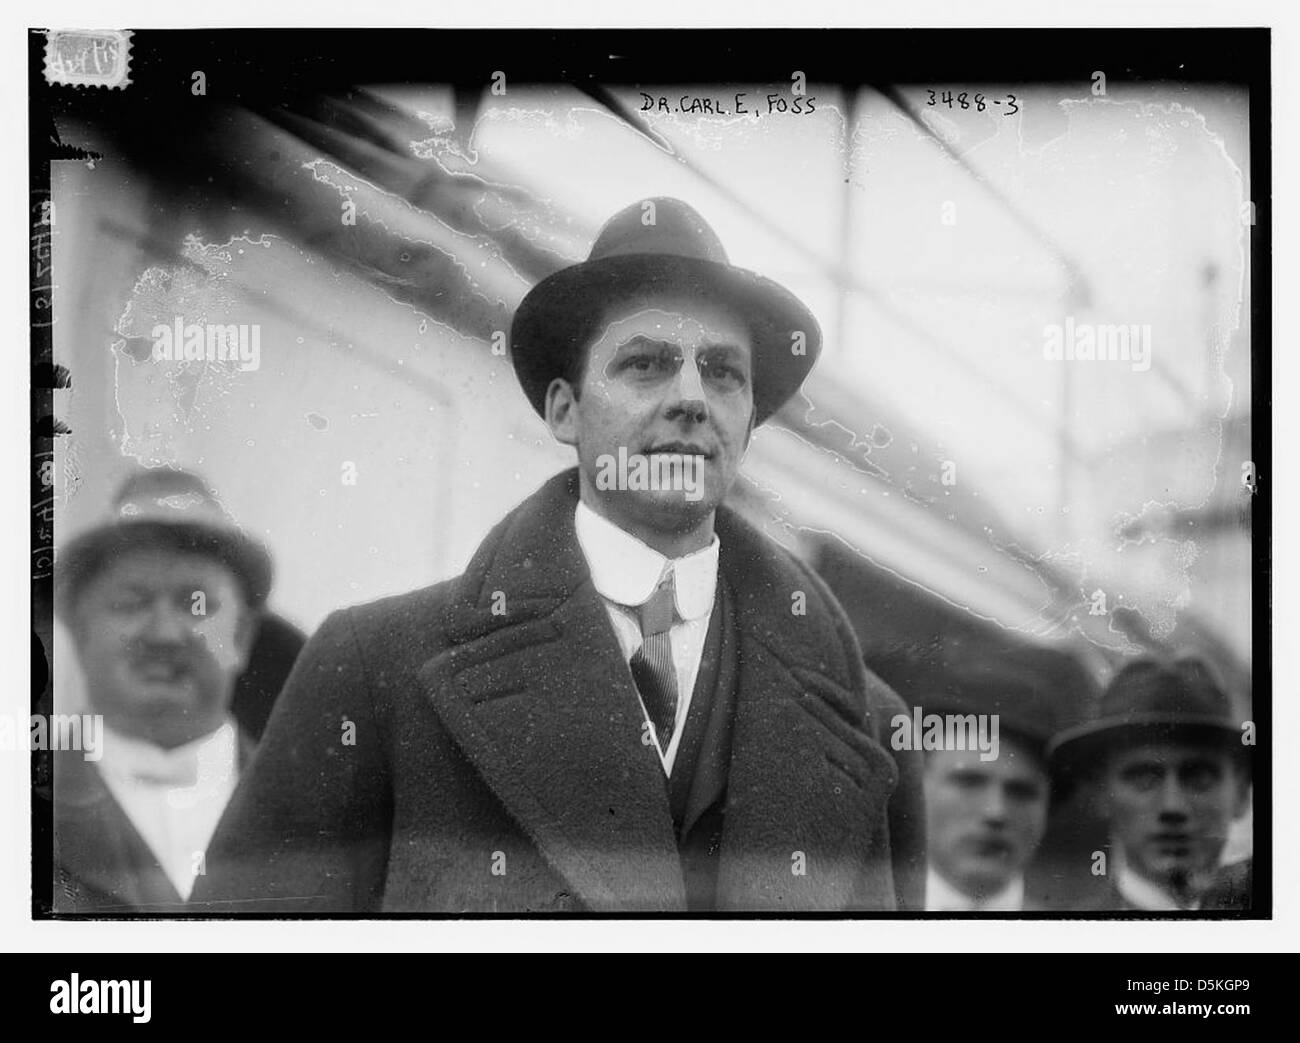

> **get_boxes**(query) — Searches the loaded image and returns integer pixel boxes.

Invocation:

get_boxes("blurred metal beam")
[876,83,1198,413]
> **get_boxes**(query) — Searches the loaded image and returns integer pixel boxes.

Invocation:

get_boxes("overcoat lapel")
[712,511,900,911]
[713,636,897,910]
[421,471,686,911]
[54,752,184,911]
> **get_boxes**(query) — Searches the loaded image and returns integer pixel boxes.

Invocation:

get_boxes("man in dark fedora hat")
[883,645,1089,912]
[193,196,925,913]
[52,468,273,912]
[1048,656,1251,912]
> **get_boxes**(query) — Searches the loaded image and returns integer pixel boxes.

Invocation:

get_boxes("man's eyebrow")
[612,335,748,354]
[613,334,676,352]
[698,341,749,357]
[102,583,155,601]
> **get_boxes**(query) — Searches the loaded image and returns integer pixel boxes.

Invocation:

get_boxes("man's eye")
[700,358,748,391]
[178,592,220,616]
[623,351,676,376]
[1007,781,1044,802]
[1181,764,1222,791]
[108,595,148,613]
[1121,767,1162,790]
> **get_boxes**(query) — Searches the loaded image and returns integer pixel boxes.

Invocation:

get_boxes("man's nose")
[1157,776,1192,818]
[143,601,192,643]
[980,785,1010,823]
[666,353,708,417]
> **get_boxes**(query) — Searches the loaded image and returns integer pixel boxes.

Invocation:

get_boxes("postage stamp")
[43,29,133,90]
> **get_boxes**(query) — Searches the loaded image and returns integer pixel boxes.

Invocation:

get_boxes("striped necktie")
[630,572,679,754]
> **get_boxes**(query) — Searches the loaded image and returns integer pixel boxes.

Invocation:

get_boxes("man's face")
[546,294,755,536]
[924,734,1050,899]
[69,547,255,748]
[1101,740,1245,889]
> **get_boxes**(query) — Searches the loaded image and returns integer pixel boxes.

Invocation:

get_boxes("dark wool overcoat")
[52,732,256,914]
[192,469,925,913]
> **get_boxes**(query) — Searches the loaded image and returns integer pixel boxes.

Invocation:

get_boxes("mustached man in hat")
[193,197,925,913]
[52,469,272,912]
[913,648,1091,913]
[1048,656,1252,912]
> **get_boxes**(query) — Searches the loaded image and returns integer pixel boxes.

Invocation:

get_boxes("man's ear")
[545,377,579,449]
[230,605,260,674]
[1083,773,1112,820]
[737,398,757,454]
[1231,764,1252,820]
[65,600,88,650]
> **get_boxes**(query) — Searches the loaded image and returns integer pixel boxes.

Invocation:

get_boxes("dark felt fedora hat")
[1047,656,1245,777]
[509,197,821,425]
[902,643,1094,763]
[54,468,273,619]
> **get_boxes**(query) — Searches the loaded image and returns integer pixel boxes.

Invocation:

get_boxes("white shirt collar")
[97,718,237,788]
[925,865,1025,912]
[574,499,718,621]
[1114,848,1202,911]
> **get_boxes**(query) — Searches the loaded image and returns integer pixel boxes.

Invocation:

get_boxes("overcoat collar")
[420,469,897,911]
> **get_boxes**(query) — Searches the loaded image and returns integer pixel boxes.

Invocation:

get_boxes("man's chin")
[120,680,205,719]
[1142,852,1204,880]
[632,489,719,525]
[951,868,1016,900]
[111,701,225,748]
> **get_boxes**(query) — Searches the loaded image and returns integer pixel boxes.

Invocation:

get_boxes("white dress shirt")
[574,500,719,776]
[1113,849,1202,911]
[95,718,240,899]
[925,865,1026,912]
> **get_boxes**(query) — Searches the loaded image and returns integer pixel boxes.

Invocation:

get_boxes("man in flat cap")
[1048,656,1251,912]
[195,197,924,913]
[52,469,273,912]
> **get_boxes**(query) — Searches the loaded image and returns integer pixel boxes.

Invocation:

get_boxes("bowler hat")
[1047,656,1246,777]
[509,197,821,425]
[54,468,273,618]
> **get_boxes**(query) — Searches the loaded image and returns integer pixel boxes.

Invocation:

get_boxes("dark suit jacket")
[192,468,925,913]
[1202,859,1252,911]
[1082,862,1252,914]
[1083,885,1192,914]
[52,729,256,915]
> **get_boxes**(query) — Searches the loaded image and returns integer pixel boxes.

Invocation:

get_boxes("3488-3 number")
[925,89,1019,115]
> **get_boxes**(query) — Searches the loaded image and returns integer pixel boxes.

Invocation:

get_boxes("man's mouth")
[967,835,1013,858]
[646,442,714,460]
[131,659,193,684]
